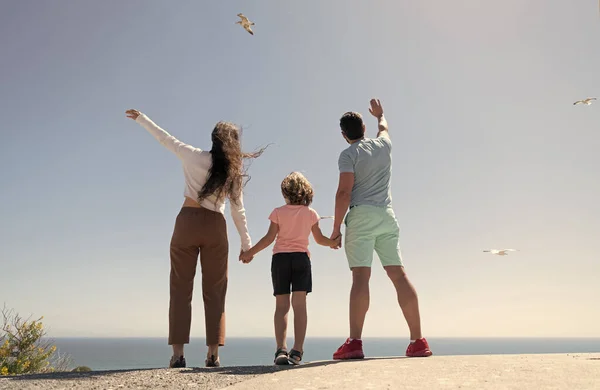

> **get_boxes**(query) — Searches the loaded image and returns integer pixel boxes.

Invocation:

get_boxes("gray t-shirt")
[338,135,393,208]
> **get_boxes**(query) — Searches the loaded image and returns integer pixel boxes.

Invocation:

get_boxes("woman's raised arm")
[126,109,198,159]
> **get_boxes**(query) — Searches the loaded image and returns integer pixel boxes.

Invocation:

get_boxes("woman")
[125,109,264,368]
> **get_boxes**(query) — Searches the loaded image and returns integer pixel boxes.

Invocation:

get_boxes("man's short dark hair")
[340,112,365,141]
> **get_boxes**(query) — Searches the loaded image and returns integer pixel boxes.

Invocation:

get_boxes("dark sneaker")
[205,354,220,367]
[333,338,364,360]
[169,355,186,368]
[287,349,303,365]
[274,348,289,365]
[406,338,432,357]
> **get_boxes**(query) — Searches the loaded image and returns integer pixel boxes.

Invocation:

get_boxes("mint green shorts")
[344,205,403,269]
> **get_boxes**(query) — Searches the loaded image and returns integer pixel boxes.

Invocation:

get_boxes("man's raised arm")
[368,98,389,138]
[376,115,389,138]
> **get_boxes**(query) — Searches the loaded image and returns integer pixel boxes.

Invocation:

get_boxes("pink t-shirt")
[269,205,320,256]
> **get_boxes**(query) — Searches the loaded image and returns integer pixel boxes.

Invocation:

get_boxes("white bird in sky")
[483,249,518,256]
[573,97,597,105]
[236,13,255,35]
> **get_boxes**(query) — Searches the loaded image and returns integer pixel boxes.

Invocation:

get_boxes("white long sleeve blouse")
[135,114,252,251]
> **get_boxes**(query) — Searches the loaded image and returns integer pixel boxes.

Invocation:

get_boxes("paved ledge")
[229,353,600,390]
[0,354,598,390]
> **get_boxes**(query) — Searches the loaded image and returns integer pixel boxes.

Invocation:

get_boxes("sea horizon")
[50,337,600,371]
[51,336,600,339]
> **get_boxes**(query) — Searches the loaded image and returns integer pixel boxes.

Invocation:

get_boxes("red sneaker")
[333,338,365,360]
[405,338,432,357]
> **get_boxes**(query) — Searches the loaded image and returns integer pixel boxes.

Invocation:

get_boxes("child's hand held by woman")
[239,250,254,263]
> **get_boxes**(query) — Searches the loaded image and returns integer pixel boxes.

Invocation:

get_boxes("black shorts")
[271,252,312,296]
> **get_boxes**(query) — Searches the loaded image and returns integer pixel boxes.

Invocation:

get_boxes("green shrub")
[72,366,91,372]
[0,305,71,376]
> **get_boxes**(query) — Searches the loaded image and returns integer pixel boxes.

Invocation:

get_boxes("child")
[239,172,338,365]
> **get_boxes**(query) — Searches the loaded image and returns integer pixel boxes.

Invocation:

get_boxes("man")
[330,98,432,359]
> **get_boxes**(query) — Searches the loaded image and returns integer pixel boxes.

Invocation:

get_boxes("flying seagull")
[573,97,597,105]
[236,13,255,35]
[483,249,518,256]
[320,216,334,220]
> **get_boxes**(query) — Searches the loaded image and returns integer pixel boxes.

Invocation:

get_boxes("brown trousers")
[168,207,229,346]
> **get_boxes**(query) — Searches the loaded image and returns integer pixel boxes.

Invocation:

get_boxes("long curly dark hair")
[197,122,266,205]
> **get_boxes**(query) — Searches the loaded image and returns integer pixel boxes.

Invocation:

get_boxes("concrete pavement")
[227,353,600,389]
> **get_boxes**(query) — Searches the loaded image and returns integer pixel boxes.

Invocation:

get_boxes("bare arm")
[331,172,354,244]
[368,99,389,139]
[376,114,389,138]
[244,222,279,258]
[311,222,338,247]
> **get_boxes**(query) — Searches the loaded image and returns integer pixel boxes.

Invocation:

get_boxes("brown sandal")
[274,348,289,365]
[287,349,303,365]
[169,355,186,368]
[205,354,220,367]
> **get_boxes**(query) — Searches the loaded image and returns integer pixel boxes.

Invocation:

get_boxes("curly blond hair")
[281,172,314,206]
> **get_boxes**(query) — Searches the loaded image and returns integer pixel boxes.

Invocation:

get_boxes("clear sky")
[1,0,599,339]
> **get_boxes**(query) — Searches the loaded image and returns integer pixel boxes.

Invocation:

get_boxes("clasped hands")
[239,229,342,264]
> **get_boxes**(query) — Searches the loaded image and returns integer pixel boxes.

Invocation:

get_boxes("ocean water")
[53,337,600,371]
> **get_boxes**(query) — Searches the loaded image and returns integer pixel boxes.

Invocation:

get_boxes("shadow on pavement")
[3,356,408,382]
